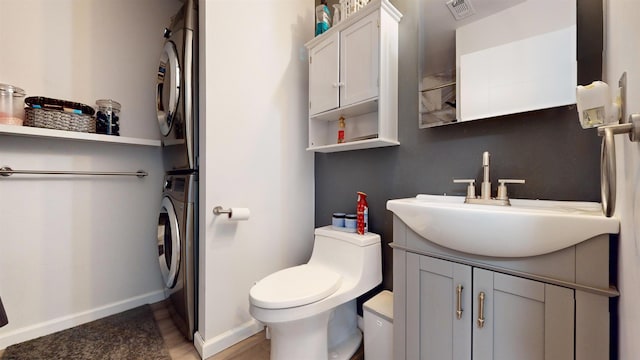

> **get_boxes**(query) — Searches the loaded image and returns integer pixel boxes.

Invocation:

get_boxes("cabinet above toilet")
[305,0,402,153]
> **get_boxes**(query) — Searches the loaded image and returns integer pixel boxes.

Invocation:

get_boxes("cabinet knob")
[332,82,346,88]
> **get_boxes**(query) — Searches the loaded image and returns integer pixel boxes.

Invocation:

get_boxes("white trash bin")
[363,290,393,360]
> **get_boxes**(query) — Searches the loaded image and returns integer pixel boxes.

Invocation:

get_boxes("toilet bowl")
[249,226,382,360]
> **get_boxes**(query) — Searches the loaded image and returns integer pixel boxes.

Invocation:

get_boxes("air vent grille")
[446,0,476,20]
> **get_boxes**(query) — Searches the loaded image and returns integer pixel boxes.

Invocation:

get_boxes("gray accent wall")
[314,0,603,292]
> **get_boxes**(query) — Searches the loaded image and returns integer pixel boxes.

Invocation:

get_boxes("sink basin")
[387,194,620,257]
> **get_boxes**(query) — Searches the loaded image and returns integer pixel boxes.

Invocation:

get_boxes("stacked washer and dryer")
[156,0,199,341]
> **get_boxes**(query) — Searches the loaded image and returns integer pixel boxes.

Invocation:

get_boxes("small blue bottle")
[315,0,331,36]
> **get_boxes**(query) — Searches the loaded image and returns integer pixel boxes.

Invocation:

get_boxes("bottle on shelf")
[337,116,346,143]
[315,0,332,36]
[332,4,341,25]
[356,191,368,234]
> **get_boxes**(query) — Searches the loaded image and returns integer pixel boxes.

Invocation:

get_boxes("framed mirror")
[418,0,595,128]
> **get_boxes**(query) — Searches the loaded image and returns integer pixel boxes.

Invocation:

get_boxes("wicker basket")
[24,97,96,133]
[340,0,371,20]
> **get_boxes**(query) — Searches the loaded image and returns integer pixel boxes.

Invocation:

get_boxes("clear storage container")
[0,83,26,126]
[95,99,121,135]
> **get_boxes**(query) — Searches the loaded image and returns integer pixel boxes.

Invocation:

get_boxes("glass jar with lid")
[0,83,26,126]
[95,99,121,135]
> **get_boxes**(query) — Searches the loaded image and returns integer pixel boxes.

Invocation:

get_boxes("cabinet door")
[472,269,575,360]
[340,10,380,107]
[407,253,472,360]
[309,31,340,115]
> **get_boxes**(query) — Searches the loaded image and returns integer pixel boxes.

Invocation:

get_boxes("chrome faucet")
[480,151,491,200]
[453,151,525,206]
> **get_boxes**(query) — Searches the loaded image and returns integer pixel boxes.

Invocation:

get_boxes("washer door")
[158,196,181,288]
[156,41,181,136]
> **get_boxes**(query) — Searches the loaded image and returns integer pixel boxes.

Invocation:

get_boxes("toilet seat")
[250,265,342,309]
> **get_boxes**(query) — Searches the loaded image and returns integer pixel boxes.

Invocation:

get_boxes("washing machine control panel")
[172,178,185,193]
[164,179,185,192]
[163,174,193,203]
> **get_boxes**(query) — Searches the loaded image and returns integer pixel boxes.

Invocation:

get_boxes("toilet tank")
[308,226,381,280]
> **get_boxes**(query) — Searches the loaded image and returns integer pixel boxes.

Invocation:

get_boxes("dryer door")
[156,41,181,136]
[158,196,181,288]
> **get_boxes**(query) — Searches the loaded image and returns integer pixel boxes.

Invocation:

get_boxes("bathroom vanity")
[388,195,619,360]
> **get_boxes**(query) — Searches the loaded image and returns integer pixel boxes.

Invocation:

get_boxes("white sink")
[387,194,620,257]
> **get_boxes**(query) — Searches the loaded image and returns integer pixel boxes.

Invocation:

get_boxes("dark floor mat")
[1,305,170,360]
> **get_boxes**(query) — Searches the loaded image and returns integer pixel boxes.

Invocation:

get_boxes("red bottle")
[337,116,346,144]
[356,192,368,235]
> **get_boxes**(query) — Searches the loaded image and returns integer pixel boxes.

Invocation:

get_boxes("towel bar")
[0,166,147,178]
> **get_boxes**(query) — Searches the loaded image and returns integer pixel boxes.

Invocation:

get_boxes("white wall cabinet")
[309,32,340,116]
[309,11,379,116]
[305,0,401,153]
[406,254,575,360]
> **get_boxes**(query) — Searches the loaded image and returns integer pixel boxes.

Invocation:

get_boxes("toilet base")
[269,322,362,360]
[267,301,361,360]
[269,311,332,360]
[328,329,362,360]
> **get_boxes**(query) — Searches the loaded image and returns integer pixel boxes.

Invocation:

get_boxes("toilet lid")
[250,265,342,309]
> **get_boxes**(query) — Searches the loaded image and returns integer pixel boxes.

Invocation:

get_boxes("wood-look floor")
[0,302,364,360]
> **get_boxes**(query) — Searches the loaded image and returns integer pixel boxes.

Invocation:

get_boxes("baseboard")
[194,319,264,359]
[0,289,166,350]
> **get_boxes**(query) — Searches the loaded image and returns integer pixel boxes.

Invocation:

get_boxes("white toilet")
[249,226,382,360]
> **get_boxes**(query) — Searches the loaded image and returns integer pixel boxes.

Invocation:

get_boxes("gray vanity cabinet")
[472,268,574,360]
[393,216,616,360]
[407,253,574,360]
[406,254,472,360]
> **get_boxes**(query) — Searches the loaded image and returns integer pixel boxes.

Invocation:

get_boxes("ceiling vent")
[446,0,476,20]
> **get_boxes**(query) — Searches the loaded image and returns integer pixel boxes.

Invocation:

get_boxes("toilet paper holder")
[213,206,232,216]
[212,206,250,221]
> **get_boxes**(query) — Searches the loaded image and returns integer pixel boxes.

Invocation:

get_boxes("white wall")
[0,0,178,349]
[196,0,315,357]
[604,1,640,358]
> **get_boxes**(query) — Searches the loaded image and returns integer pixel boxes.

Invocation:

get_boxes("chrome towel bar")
[597,113,640,217]
[0,166,148,178]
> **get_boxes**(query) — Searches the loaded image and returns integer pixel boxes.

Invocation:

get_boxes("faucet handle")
[496,179,525,200]
[453,179,476,199]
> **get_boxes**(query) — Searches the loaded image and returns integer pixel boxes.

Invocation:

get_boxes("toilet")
[249,226,382,360]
